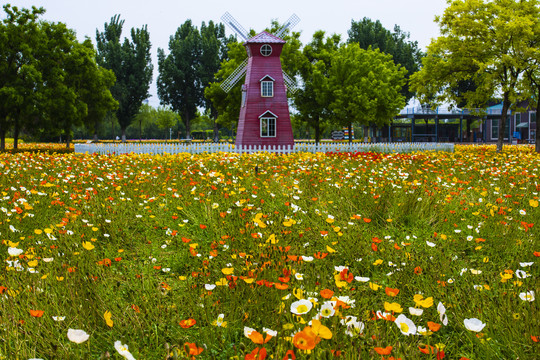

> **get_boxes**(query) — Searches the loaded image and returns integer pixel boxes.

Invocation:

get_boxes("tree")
[96,15,153,142]
[327,44,407,143]
[0,4,44,150]
[294,31,341,143]
[158,20,233,140]
[155,106,181,138]
[37,23,117,148]
[157,20,202,140]
[203,41,246,138]
[410,0,540,152]
[348,18,423,102]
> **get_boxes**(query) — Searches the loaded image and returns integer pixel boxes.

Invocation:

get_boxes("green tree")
[410,0,539,152]
[200,21,233,140]
[203,41,246,138]
[158,20,232,140]
[155,106,181,139]
[157,20,202,140]
[294,31,341,143]
[348,18,423,102]
[328,44,407,143]
[37,23,117,148]
[0,4,44,149]
[133,103,156,141]
[96,15,153,142]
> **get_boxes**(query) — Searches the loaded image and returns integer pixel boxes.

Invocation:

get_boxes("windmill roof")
[246,31,286,44]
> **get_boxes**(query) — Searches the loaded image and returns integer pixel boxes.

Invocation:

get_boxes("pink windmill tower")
[220,12,299,148]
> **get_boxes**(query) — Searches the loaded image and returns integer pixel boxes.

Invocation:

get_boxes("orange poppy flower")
[245,347,267,360]
[292,327,320,350]
[282,349,296,360]
[374,346,392,355]
[418,345,435,354]
[184,342,204,355]
[427,321,441,332]
[385,287,400,297]
[179,318,196,328]
[29,310,44,318]
[320,289,334,299]
[248,330,273,344]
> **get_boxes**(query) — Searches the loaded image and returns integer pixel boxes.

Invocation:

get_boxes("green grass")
[0,145,538,359]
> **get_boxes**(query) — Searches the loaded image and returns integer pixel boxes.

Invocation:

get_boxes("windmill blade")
[282,71,299,94]
[275,14,300,38]
[220,59,248,93]
[221,12,249,41]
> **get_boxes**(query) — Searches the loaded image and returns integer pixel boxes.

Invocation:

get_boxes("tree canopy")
[157,20,231,140]
[410,0,540,152]
[328,43,407,142]
[96,14,153,142]
[348,17,423,102]
[0,4,117,149]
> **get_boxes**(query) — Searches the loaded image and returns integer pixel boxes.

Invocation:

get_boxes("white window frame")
[260,117,276,137]
[260,44,272,56]
[261,81,274,97]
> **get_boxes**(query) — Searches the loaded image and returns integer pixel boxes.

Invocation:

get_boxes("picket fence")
[74,142,454,155]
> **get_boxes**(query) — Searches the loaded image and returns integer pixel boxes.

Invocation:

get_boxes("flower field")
[0,145,538,359]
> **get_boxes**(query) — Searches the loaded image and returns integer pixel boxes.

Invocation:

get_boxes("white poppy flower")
[463,318,486,332]
[408,307,423,316]
[394,314,417,336]
[519,291,535,302]
[67,329,90,343]
[290,299,312,315]
[114,340,136,360]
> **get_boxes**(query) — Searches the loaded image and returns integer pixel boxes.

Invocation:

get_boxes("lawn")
[0,145,538,359]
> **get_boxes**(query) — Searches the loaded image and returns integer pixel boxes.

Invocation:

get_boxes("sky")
[5,0,449,107]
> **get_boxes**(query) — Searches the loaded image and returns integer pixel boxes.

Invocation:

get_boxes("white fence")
[74,142,454,155]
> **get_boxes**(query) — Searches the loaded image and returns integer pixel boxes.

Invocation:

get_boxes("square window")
[261,81,273,97]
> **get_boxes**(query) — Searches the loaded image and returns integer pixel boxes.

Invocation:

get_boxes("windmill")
[220,12,299,148]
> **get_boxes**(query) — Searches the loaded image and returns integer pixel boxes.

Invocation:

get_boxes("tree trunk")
[314,116,321,145]
[121,128,126,143]
[66,135,70,149]
[0,127,5,150]
[139,119,142,142]
[93,118,99,142]
[497,92,511,153]
[467,119,472,142]
[213,119,219,142]
[529,85,540,153]
[185,114,191,140]
[348,123,352,144]
[13,122,20,150]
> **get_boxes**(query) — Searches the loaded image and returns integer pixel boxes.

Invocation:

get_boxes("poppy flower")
[394,314,417,336]
[292,327,320,350]
[114,340,136,360]
[67,329,90,343]
[245,347,267,360]
[385,287,400,297]
[29,310,44,318]
[320,289,334,299]
[290,299,312,315]
[179,318,196,328]
[374,346,392,355]
[184,342,204,356]
[463,318,486,332]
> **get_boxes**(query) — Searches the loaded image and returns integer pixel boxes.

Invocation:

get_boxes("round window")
[260,44,272,56]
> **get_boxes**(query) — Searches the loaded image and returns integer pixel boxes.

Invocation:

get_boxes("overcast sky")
[5,0,449,106]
